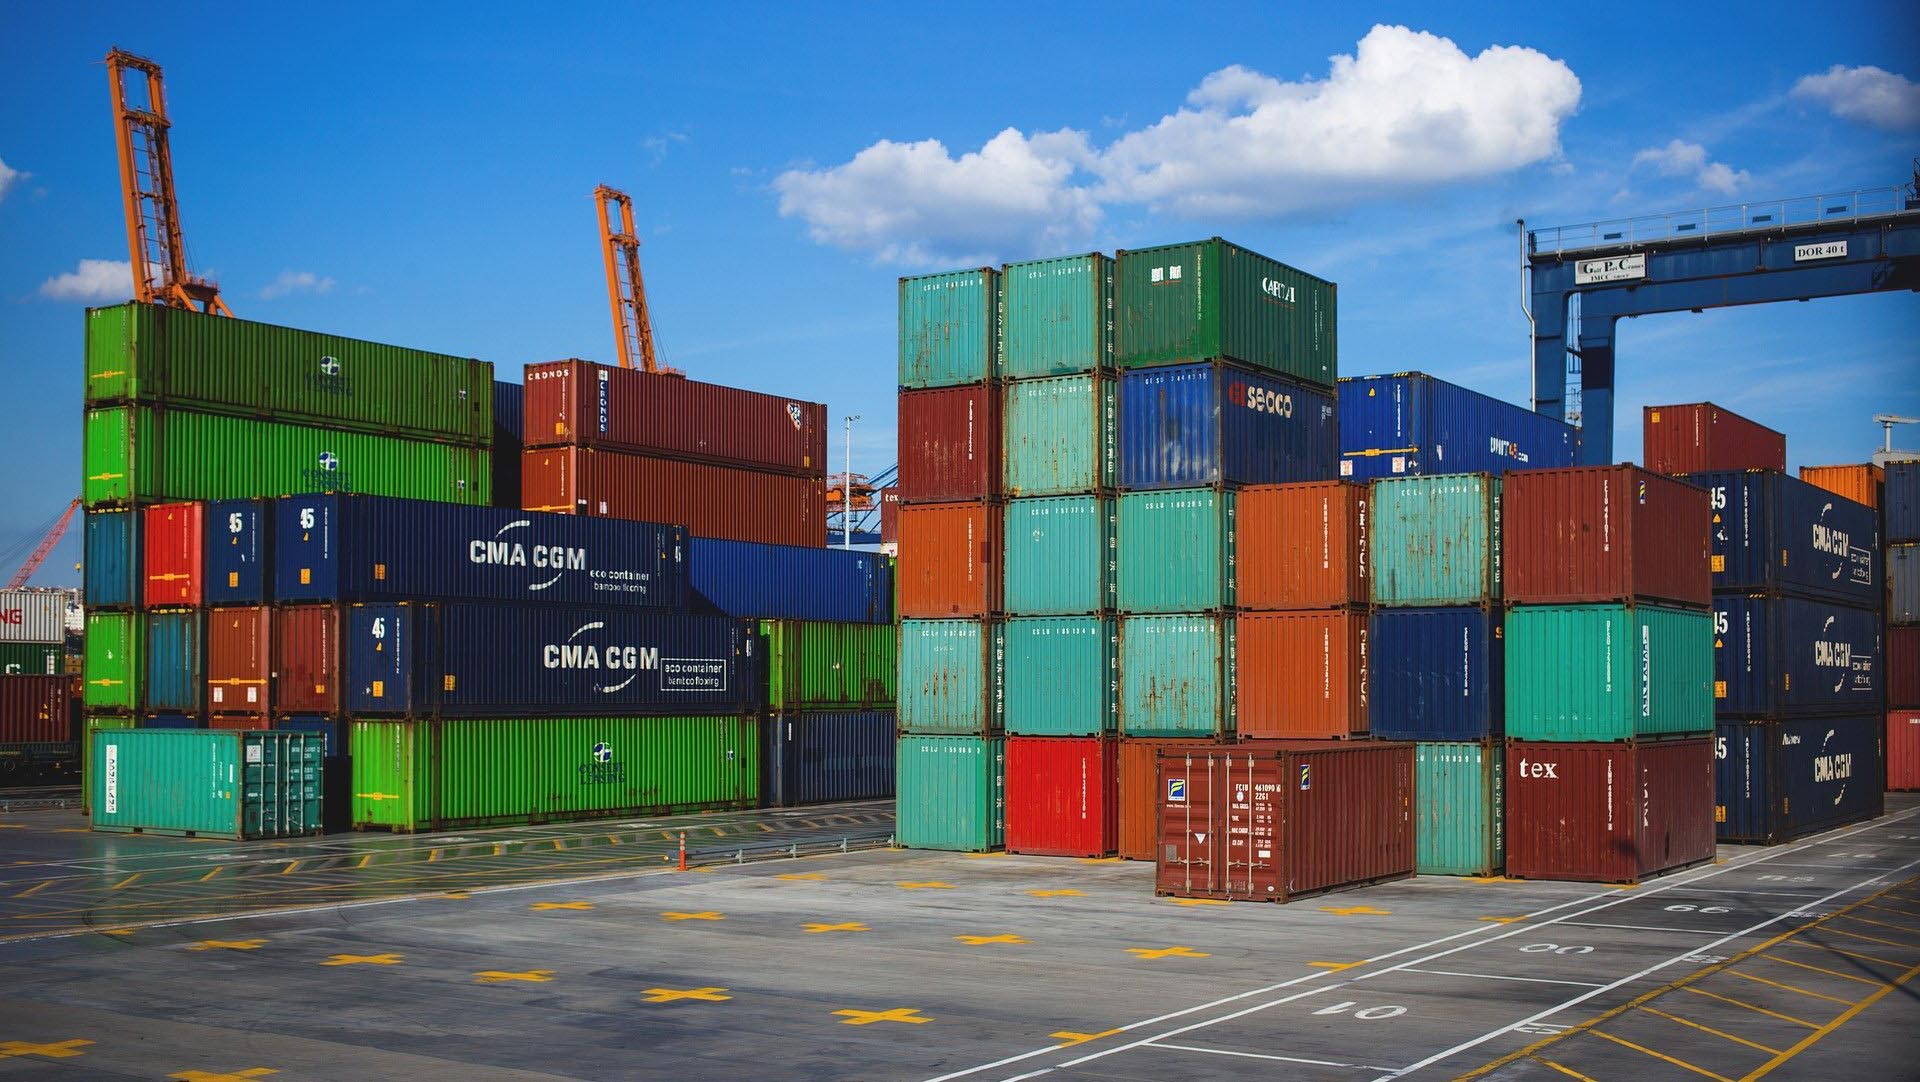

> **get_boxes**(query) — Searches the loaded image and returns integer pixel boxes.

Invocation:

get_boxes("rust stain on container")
[522,447,824,547]
[1504,737,1715,884]
[207,606,271,718]
[897,502,1002,618]
[1504,465,1710,607]
[898,386,1001,504]
[1237,481,1368,609]
[1235,610,1368,739]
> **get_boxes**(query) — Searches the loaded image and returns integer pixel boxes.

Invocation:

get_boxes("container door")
[1154,750,1221,896]
[1220,753,1282,899]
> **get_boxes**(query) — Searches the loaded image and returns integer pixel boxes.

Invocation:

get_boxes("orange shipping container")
[897,502,1002,618]
[1237,481,1368,609]
[1117,737,1220,859]
[1890,711,1920,792]
[1800,464,1883,510]
[1236,610,1368,739]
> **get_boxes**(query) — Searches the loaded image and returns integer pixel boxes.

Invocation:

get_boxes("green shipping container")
[351,715,759,832]
[91,729,323,839]
[1003,375,1116,495]
[999,253,1113,378]
[1117,488,1235,612]
[1002,616,1118,736]
[84,406,490,508]
[899,268,999,388]
[761,620,897,709]
[1120,614,1235,738]
[896,734,1004,851]
[1002,496,1114,614]
[1506,604,1713,742]
[0,642,62,675]
[1415,741,1503,876]
[1371,474,1501,606]
[898,619,1001,735]
[82,715,136,815]
[86,303,493,443]
[83,612,140,713]
[1115,238,1337,388]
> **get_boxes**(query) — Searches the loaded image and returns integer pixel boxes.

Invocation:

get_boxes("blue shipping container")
[763,711,896,807]
[273,494,689,608]
[1713,595,1881,717]
[205,498,270,605]
[1119,361,1337,489]
[1369,607,1503,741]
[144,610,203,713]
[492,380,524,511]
[1338,372,1579,481]
[1887,461,1920,544]
[1716,716,1883,844]
[689,537,893,624]
[139,714,203,728]
[1689,470,1879,606]
[84,508,140,610]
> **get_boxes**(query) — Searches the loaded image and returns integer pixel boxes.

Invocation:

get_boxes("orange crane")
[106,48,231,315]
[594,185,678,374]
[7,499,81,590]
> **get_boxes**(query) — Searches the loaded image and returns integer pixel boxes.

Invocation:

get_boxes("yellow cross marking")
[804,922,869,933]
[641,986,732,1003]
[99,929,133,936]
[1077,856,1124,864]
[1479,915,1527,924]
[1051,1028,1121,1047]
[1309,960,1363,971]
[1027,889,1084,898]
[776,872,826,880]
[1319,905,1391,916]
[187,939,266,951]
[473,969,554,984]
[320,953,402,966]
[169,1070,277,1082]
[1464,875,1518,884]
[1127,946,1210,960]
[661,910,724,921]
[897,881,954,890]
[955,934,1028,946]
[1167,897,1230,906]
[833,1007,931,1026]
[531,901,594,911]
[0,1039,92,1059]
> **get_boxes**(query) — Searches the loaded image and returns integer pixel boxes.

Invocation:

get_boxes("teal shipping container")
[91,728,323,839]
[143,610,203,714]
[899,268,998,388]
[1117,488,1236,613]
[1120,614,1235,737]
[1415,741,1503,876]
[1002,496,1114,614]
[897,735,1004,851]
[999,253,1113,378]
[898,619,1002,735]
[1506,604,1713,742]
[1371,473,1501,606]
[1114,238,1337,388]
[84,508,140,611]
[1003,375,1116,495]
[1002,616,1118,736]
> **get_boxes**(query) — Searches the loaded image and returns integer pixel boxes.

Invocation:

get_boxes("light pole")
[843,413,861,549]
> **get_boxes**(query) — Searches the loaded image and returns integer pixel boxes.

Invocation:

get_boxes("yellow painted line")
[640,986,731,1003]
[473,969,553,984]
[954,934,1028,946]
[605,835,621,845]
[776,873,825,881]
[1741,957,1920,1081]
[12,880,56,899]
[832,1007,930,1026]
[428,849,441,864]
[1531,1056,1600,1082]
[1641,1005,1782,1054]
[1784,939,1903,969]
[896,881,954,890]
[1479,915,1526,924]
[186,939,266,951]
[0,1038,93,1060]
[531,901,593,911]
[1167,898,1230,907]
[1833,911,1920,937]
[1320,905,1390,916]
[320,953,402,966]
[357,855,373,870]
[1586,1027,1733,1082]
[110,873,142,891]
[1681,986,1820,1029]
[1760,952,1885,987]
[1125,946,1209,960]
[168,1067,276,1081]
[660,910,724,921]
[1723,968,1856,1005]
[1050,1028,1121,1048]
[1863,903,1920,919]
[1816,924,1920,951]
[278,861,301,877]
[198,867,223,883]
[804,922,868,933]
[1027,889,1084,898]
[1308,960,1363,971]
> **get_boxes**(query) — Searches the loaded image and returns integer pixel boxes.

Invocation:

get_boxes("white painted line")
[1146,1041,1391,1071]
[1398,968,1604,989]
[1761,861,1902,870]
[1684,888,1826,899]
[1556,921,1723,934]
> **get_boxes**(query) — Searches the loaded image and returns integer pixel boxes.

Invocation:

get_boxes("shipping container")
[1338,373,1578,480]
[1120,615,1234,738]
[276,715,348,759]
[897,619,1001,735]
[1716,717,1882,844]
[898,385,1000,503]
[880,488,899,546]
[351,715,758,832]
[1002,496,1114,615]
[1369,607,1504,741]
[143,610,203,714]
[277,714,350,832]
[91,728,323,840]
[1891,544,1920,624]
[492,379,524,511]
[1155,741,1413,902]
[762,620,896,710]
[1116,488,1234,613]
[81,715,135,815]
[1643,403,1786,476]
[1713,595,1882,717]
[204,498,269,606]
[83,509,139,611]
[207,606,271,718]
[897,502,1002,618]
[1118,362,1338,489]
[1800,463,1882,510]
[690,538,893,624]
[140,714,204,728]
[1002,616,1117,736]
[899,268,999,388]
[0,643,62,675]
[1237,481,1368,609]
[1892,628,1920,707]
[1688,470,1878,606]
[1892,462,1920,544]
[521,447,822,547]
[1506,604,1714,741]
[1504,737,1715,884]
[0,591,66,644]
[0,674,74,744]
[1116,738,1218,859]
[85,302,493,442]
[1115,239,1336,388]
[1504,466,1711,607]
[1000,253,1112,378]
[1414,741,1503,876]
[83,612,139,713]
[1236,611,1368,739]
[762,711,895,807]
[1005,736,1118,857]
[209,716,271,731]
[896,734,1004,851]
[273,605,341,715]
[1891,710,1920,790]
[142,502,204,608]
[1369,474,1501,607]
[1002,375,1115,496]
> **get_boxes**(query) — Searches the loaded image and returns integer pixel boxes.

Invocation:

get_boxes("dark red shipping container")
[522,359,827,477]
[1504,465,1711,607]
[1005,736,1118,857]
[1237,481,1368,609]
[897,502,1002,618]
[1235,610,1369,739]
[1155,741,1414,902]
[897,386,1001,504]
[1505,737,1715,884]
[0,674,75,743]
[207,606,271,718]
[1891,627,1920,708]
[879,487,900,545]
[1118,737,1219,859]
[209,716,271,731]
[143,502,205,608]
[523,447,825,548]
[1643,403,1785,476]
[273,605,341,715]
[1890,711,1920,791]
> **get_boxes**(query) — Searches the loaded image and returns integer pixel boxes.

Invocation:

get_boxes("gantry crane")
[106,48,231,315]
[594,185,678,374]
[7,499,81,590]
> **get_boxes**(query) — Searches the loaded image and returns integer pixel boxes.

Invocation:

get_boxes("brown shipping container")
[1643,403,1785,476]
[521,359,827,477]
[207,606,271,718]
[523,447,825,547]
[1504,465,1711,607]
[879,487,900,545]
[1155,741,1414,902]
[1238,481,1368,609]
[1504,737,1715,884]
[898,502,1002,618]
[897,386,1000,504]
[1892,627,1920,708]
[0,674,75,743]
[273,605,341,715]
[209,716,270,731]
[1800,464,1883,510]
[1118,738,1219,859]
[1236,611,1369,739]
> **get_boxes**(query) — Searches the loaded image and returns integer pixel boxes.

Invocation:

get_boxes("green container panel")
[1120,614,1235,738]
[91,729,323,839]
[1002,616,1118,736]
[1003,375,1116,495]
[1114,238,1336,388]
[896,735,1004,851]
[83,612,140,713]
[898,619,1001,735]
[351,716,760,832]
[1506,604,1714,742]
[82,715,136,815]
[1371,474,1501,606]
[0,642,63,675]
[999,253,1113,379]
[899,269,999,388]
[762,620,897,709]
[1117,488,1235,612]
[1415,741,1503,876]
[1002,496,1114,615]
[84,406,490,508]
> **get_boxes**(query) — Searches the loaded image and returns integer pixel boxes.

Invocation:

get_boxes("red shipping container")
[0,674,74,743]
[522,359,827,477]
[1890,711,1920,791]
[273,605,341,715]
[897,502,1002,618]
[1643,403,1785,476]
[1236,611,1369,739]
[1117,737,1219,860]
[207,606,271,718]
[1892,627,1920,708]
[1238,481,1368,609]
[143,502,205,608]
[209,716,271,731]
[1505,738,1715,884]
[897,386,1000,504]
[1504,465,1711,607]
[879,488,900,545]
[523,447,825,547]
[1005,736,1118,857]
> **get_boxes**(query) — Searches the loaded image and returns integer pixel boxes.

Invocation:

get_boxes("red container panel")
[0,674,74,743]
[273,605,341,715]
[1643,403,1785,476]
[209,716,271,731]
[522,447,824,547]
[897,502,1002,618]
[207,606,271,717]
[880,488,900,545]
[143,502,205,608]
[1005,736,1118,857]
[1890,711,1920,791]
[1504,465,1711,607]
[1505,738,1715,884]
[1117,737,1220,860]
[897,386,1001,504]
[1236,611,1369,738]
[1237,481,1368,609]
[1892,628,1920,708]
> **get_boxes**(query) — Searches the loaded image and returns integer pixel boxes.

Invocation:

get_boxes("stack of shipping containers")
[0,591,67,676]
[1884,463,1920,788]
[0,591,78,782]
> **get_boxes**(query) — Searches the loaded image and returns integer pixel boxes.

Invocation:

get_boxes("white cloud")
[0,157,24,202]
[38,259,132,302]
[1792,65,1920,130]
[1631,139,1750,195]
[643,131,689,164]
[258,270,335,299]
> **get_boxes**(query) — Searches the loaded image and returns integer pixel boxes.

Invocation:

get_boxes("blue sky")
[2,4,1916,585]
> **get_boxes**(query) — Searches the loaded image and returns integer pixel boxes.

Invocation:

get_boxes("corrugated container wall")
[84,509,139,610]
[82,716,135,814]
[1504,738,1716,884]
[897,386,1000,503]
[1002,375,1115,496]
[1369,474,1500,607]
[1889,462,1920,543]
[1337,373,1578,481]
[0,591,67,643]
[1237,482,1368,610]
[1118,362,1338,489]
[0,643,63,675]
[83,612,139,712]
[1891,544,1920,624]
[1712,595,1882,717]
[204,499,269,606]
[1890,710,1920,790]
[897,503,1001,618]
[1005,736,1118,857]
[1001,617,1116,736]
[0,675,73,743]
[1235,611,1368,739]
[272,605,341,715]
[521,447,822,548]
[1369,607,1504,741]
[897,619,1001,735]
[762,711,895,807]
[899,269,999,388]
[142,502,204,608]
[1414,742,1503,876]
[143,610,203,714]
[207,606,271,718]
[491,379,524,511]
[1115,239,1337,388]
[761,621,895,710]
[1643,403,1785,476]
[1120,615,1234,738]
[895,735,1005,851]
[1002,497,1113,615]
[999,253,1112,379]
[91,729,323,840]
[1505,604,1713,742]
[1503,466,1711,607]
[1116,488,1235,613]
[1116,738,1217,859]
[690,539,893,624]
[1890,628,1920,706]
[1800,464,1882,510]
[1715,717,1882,844]
[1688,470,1878,606]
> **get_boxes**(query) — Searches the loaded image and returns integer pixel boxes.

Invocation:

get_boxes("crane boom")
[595,185,665,373]
[8,499,81,590]
[106,48,231,316]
